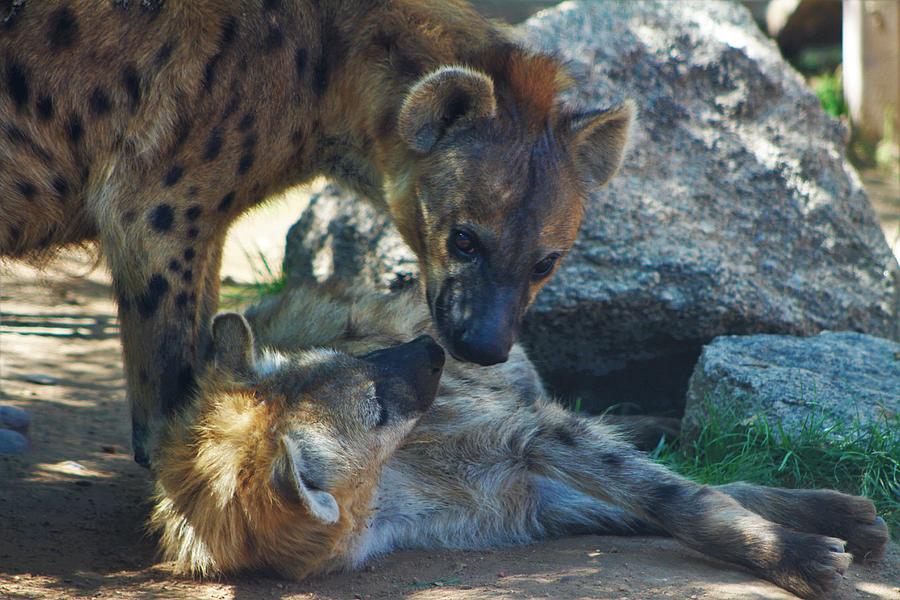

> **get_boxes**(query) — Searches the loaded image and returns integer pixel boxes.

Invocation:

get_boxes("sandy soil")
[1,251,898,600]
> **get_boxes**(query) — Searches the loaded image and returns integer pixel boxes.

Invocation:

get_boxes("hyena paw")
[810,491,889,562]
[770,532,851,599]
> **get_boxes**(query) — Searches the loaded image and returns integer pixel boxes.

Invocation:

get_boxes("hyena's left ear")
[398,65,497,153]
[273,435,340,524]
[211,312,255,376]
[565,100,635,188]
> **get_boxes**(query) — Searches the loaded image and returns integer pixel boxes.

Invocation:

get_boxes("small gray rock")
[0,429,29,455]
[23,374,58,386]
[682,331,900,440]
[0,405,30,435]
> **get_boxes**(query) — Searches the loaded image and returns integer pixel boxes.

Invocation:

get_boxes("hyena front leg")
[716,482,889,561]
[525,403,856,599]
[104,219,226,467]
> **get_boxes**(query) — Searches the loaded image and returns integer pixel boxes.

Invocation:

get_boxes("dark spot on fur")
[80,165,90,185]
[16,180,36,200]
[52,176,69,200]
[643,482,685,522]
[170,117,191,151]
[187,227,199,239]
[48,8,79,50]
[2,123,25,144]
[168,259,181,273]
[263,0,281,10]
[294,47,308,81]
[6,59,29,110]
[220,16,238,46]
[136,274,169,319]
[237,153,255,175]
[2,124,51,163]
[264,24,284,52]
[36,94,54,120]
[123,210,136,223]
[290,128,304,146]
[155,40,174,67]
[237,111,255,132]
[185,205,202,221]
[220,90,241,121]
[183,248,195,262]
[203,57,221,91]
[89,87,112,116]
[182,270,193,283]
[164,165,184,187]
[217,191,235,212]
[203,17,238,91]
[539,423,576,447]
[121,65,142,110]
[188,186,199,197]
[601,451,624,468]
[149,204,175,232]
[175,292,189,308]
[66,114,84,144]
[203,127,223,161]
[241,133,257,151]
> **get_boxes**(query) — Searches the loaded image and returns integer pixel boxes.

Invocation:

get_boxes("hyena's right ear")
[273,435,340,524]
[398,65,497,153]
[211,312,255,376]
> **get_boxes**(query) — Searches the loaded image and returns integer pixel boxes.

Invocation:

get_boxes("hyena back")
[0,0,632,466]
[152,286,889,599]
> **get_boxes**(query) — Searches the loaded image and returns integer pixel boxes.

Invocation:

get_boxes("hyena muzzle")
[0,0,632,466]
[152,285,890,599]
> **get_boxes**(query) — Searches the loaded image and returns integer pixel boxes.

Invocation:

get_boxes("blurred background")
[221,0,899,286]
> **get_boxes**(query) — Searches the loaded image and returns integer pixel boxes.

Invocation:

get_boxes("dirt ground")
[1,251,898,600]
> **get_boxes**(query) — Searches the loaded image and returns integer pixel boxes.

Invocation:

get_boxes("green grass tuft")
[651,401,900,540]
[219,249,286,311]
[811,67,847,119]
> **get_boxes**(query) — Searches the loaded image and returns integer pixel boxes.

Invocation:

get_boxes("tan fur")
[1,0,632,465]
[152,286,889,599]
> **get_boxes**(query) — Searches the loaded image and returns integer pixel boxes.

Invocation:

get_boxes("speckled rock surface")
[283,0,899,414]
[683,331,900,439]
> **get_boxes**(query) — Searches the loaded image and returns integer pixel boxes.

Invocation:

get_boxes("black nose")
[452,329,511,366]
[363,335,445,412]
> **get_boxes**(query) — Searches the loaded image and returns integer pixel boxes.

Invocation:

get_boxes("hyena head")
[213,313,442,527]
[388,65,634,366]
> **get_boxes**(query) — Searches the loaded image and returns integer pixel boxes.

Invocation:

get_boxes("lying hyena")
[151,286,889,599]
[0,1,631,466]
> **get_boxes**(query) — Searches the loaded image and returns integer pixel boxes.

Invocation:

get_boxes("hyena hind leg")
[717,482,889,561]
[524,404,855,599]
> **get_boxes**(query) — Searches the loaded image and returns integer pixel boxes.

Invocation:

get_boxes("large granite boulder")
[284,0,899,414]
[682,331,900,439]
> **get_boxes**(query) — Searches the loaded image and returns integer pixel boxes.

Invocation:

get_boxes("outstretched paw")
[805,490,889,562]
[770,532,851,599]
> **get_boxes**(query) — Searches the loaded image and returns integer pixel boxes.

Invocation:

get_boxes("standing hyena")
[0,0,632,466]
[151,285,889,600]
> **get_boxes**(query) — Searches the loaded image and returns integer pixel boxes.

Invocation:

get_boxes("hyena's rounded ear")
[398,65,497,153]
[564,100,635,188]
[211,312,255,375]
[273,435,340,524]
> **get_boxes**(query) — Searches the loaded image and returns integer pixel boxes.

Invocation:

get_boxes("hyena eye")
[450,230,478,258]
[532,253,560,278]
